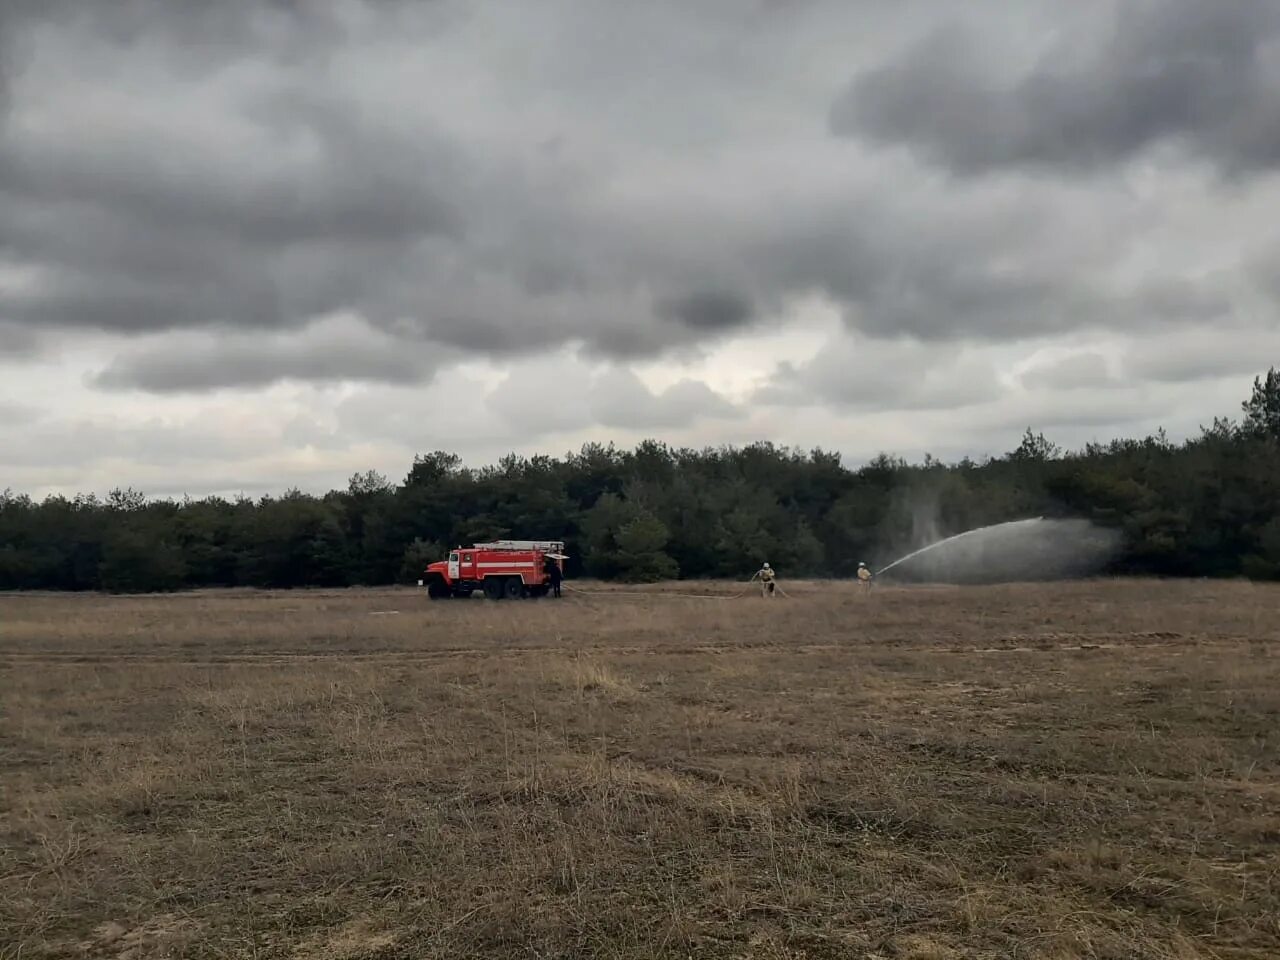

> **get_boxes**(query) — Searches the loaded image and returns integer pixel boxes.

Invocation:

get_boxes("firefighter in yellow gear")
[751,562,777,597]
[857,562,872,589]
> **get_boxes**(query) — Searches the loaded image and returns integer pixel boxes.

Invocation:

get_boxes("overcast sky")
[3,0,1279,498]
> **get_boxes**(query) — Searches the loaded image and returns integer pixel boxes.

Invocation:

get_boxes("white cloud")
[1019,350,1117,391]
[757,332,1007,412]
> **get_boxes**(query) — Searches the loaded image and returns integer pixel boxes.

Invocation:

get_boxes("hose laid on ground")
[563,580,786,601]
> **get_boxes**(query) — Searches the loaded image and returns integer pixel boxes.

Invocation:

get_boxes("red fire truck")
[420,540,566,600]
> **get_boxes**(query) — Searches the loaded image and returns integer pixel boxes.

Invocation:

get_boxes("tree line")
[2,369,1279,592]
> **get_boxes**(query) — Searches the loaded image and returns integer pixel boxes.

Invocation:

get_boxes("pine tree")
[1241,367,1280,440]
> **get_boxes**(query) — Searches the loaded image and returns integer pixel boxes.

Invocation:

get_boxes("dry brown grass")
[2,579,1279,959]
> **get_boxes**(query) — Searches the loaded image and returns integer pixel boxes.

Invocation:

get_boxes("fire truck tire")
[502,577,524,600]
[483,578,504,601]
[426,579,451,600]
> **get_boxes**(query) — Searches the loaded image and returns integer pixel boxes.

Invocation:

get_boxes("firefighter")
[545,554,563,598]
[751,562,777,597]
[857,562,872,589]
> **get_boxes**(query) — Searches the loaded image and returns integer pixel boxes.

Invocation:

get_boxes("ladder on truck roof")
[472,540,565,553]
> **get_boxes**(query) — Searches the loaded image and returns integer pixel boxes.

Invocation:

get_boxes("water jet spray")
[876,517,1119,584]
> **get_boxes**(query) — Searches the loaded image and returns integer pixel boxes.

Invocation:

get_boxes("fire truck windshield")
[448,552,458,562]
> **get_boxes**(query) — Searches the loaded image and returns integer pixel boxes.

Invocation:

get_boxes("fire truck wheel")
[426,579,451,600]
[502,577,524,600]
[483,578,504,601]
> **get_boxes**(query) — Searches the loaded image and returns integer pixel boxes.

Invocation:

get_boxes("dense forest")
[2,369,1279,592]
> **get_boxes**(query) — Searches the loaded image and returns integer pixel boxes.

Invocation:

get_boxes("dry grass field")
[2,579,1279,959]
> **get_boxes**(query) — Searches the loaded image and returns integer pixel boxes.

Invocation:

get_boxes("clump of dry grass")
[1,579,1278,958]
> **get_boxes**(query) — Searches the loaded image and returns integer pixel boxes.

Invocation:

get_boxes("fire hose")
[562,580,789,601]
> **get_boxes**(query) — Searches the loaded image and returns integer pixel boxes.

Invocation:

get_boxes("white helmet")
[858,562,867,567]
[762,562,770,569]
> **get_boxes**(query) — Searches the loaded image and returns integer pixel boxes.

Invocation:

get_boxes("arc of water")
[875,517,1045,577]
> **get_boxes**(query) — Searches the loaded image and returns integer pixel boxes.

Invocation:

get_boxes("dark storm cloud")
[0,88,465,334]
[1,79,465,247]
[0,0,839,374]
[657,291,754,332]
[0,0,485,372]
[755,208,1095,340]
[0,0,320,111]
[4,0,342,52]
[0,0,1276,400]
[92,319,441,392]
[832,1,1280,174]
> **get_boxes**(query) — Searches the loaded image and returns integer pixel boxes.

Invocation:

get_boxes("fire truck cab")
[421,540,565,600]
